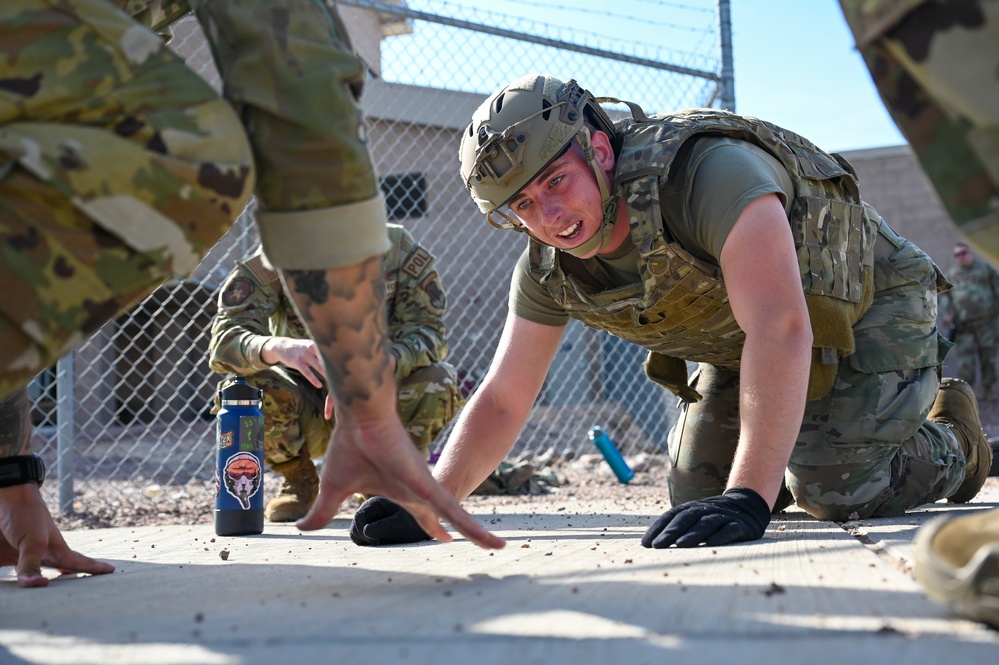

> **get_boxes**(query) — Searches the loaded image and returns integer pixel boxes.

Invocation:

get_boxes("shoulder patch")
[421,273,446,310]
[221,277,254,307]
[401,247,433,280]
[244,255,280,288]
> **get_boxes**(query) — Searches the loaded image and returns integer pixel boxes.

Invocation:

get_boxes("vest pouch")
[644,352,703,403]
[802,264,875,401]
[793,197,872,303]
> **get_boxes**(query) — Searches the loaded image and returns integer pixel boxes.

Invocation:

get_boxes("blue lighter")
[589,426,634,484]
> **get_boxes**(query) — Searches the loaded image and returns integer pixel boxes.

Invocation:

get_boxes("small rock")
[143,484,163,498]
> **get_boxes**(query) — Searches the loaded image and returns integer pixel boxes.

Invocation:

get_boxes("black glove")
[641,487,770,549]
[350,496,432,546]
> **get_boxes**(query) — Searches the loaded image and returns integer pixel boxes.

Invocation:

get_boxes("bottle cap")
[220,377,261,403]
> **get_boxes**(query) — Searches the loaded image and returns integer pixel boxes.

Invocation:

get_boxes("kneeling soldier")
[209,225,463,521]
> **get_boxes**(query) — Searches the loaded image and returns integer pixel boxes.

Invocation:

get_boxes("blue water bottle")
[215,377,265,536]
[589,426,634,484]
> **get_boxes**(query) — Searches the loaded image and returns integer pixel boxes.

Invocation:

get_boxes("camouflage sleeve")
[384,228,449,381]
[207,261,281,376]
[839,0,999,263]
[122,0,388,269]
[189,0,390,270]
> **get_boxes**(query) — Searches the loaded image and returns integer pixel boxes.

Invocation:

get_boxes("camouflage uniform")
[527,111,964,521]
[940,256,999,396]
[209,224,463,466]
[839,0,999,266]
[0,0,388,401]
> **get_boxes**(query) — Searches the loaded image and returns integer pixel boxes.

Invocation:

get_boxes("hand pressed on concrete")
[642,487,770,548]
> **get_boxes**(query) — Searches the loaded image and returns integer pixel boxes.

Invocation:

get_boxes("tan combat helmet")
[458,74,621,256]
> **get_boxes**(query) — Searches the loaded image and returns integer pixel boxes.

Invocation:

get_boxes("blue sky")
[384,1,908,153]
[731,0,906,152]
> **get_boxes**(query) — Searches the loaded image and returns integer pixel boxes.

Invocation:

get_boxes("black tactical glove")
[641,487,770,549]
[350,496,432,546]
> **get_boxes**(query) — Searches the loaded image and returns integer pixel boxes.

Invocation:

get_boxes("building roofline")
[837,143,911,160]
[361,79,487,130]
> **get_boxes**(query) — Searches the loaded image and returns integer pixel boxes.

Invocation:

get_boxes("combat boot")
[927,378,993,504]
[914,509,999,629]
[265,453,319,522]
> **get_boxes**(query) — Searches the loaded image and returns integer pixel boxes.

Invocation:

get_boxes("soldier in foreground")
[349,73,991,550]
[209,226,463,522]
[0,0,502,589]
[839,0,999,630]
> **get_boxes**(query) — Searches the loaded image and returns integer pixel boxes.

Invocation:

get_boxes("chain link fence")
[34,0,728,519]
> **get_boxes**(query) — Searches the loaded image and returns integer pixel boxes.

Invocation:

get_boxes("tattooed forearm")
[280,256,393,408]
[0,387,32,457]
[283,270,329,310]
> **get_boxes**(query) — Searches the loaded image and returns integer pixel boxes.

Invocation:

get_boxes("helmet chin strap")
[563,197,619,257]
[562,128,620,258]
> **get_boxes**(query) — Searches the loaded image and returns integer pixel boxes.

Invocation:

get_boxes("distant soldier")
[209,225,463,522]
[940,242,999,400]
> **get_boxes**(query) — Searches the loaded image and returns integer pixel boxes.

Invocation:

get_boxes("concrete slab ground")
[2,490,999,665]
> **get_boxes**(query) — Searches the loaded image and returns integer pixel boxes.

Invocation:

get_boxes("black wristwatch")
[0,454,46,488]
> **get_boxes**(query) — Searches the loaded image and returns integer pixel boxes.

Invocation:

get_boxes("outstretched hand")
[296,418,505,550]
[0,484,115,587]
[641,488,770,548]
[350,496,430,546]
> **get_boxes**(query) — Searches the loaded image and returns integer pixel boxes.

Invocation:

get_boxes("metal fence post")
[56,354,75,515]
[717,0,736,112]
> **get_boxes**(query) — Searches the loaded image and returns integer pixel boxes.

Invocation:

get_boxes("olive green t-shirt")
[510,136,794,326]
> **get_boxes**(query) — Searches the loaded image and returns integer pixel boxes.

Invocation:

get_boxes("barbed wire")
[403,0,719,65]
[499,0,716,33]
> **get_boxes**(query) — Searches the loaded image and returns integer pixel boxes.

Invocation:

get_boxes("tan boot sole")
[915,513,999,628]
